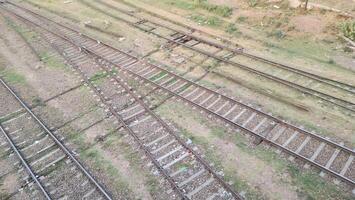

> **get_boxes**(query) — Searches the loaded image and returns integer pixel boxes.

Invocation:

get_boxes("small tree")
[304,0,309,10]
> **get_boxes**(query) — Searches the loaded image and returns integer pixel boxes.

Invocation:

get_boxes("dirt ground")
[0,0,354,199]
[0,11,162,199]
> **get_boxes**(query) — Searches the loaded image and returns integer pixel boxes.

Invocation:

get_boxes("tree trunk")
[304,0,309,10]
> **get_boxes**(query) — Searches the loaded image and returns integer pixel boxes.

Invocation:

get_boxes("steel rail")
[85,49,355,186]
[0,122,52,200]
[7,6,242,197]
[6,2,353,154]
[4,2,354,186]
[6,2,354,155]
[111,0,355,92]
[77,0,355,112]
[0,75,113,200]
[84,49,243,200]
[43,37,189,200]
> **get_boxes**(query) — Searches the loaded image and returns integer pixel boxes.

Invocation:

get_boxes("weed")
[32,97,45,107]
[225,23,238,34]
[39,51,67,70]
[5,17,38,42]
[268,29,286,39]
[163,0,233,17]
[287,26,296,31]
[167,0,195,10]
[189,14,222,27]
[0,69,25,84]
[197,1,233,17]
[149,71,167,81]
[328,59,335,64]
[81,147,132,196]
[343,46,353,53]
[237,16,248,23]
[89,71,108,82]
[248,0,259,7]
[340,21,355,41]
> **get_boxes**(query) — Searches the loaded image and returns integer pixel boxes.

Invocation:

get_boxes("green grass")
[149,71,166,81]
[248,0,259,7]
[197,1,233,17]
[64,130,132,197]
[81,147,132,196]
[0,69,26,84]
[25,0,80,23]
[237,16,248,23]
[103,134,161,195]
[267,29,286,39]
[162,0,233,17]
[225,23,238,34]
[5,17,38,42]
[88,69,118,83]
[263,38,342,66]
[340,20,355,41]
[89,73,107,83]
[39,51,67,70]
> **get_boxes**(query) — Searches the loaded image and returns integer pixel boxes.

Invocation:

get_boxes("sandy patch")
[290,15,325,34]
[288,0,301,8]
[0,173,18,194]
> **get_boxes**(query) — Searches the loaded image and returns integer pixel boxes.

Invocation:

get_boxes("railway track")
[0,79,112,200]
[2,1,354,194]
[110,0,355,90]
[2,5,243,200]
[77,0,355,113]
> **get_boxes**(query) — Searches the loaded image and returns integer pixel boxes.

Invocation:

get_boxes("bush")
[341,21,355,41]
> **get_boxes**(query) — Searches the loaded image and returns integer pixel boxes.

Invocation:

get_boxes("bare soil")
[157,101,300,199]
[290,15,325,34]
[1,0,354,199]
[0,12,161,199]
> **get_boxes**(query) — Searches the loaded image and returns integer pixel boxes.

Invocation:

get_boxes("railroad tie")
[232,108,246,122]
[186,177,214,198]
